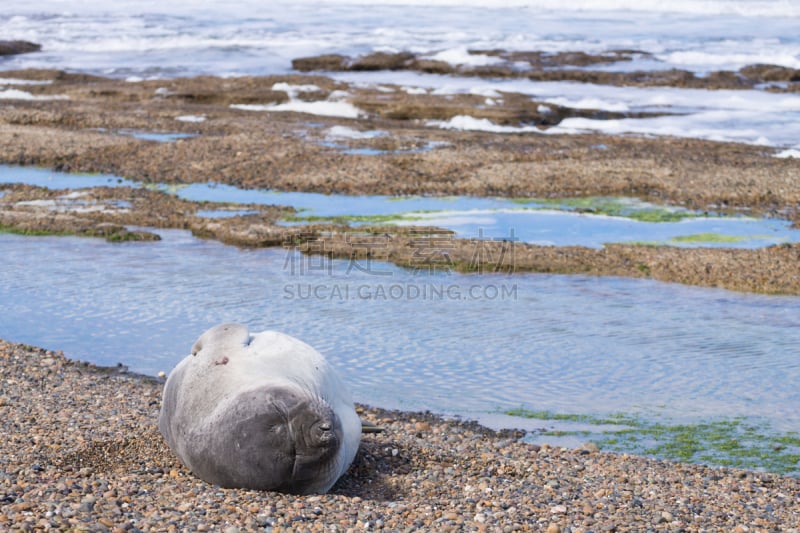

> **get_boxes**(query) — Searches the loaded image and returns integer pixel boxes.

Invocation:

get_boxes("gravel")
[1,339,798,531]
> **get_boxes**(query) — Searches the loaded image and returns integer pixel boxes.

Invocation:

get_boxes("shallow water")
[1,229,798,434]
[2,165,798,248]
[117,130,197,143]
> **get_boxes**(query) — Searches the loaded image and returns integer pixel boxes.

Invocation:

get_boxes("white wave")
[348,72,800,114]
[466,87,503,98]
[231,100,363,119]
[232,84,363,118]
[428,108,800,148]
[175,115,206,123]
[774,149,800,159]
[550,111,800,147]
[429,115,541,133]
[326,126,386,139]
[339,71,800,147]
[544,97,630,112]
[661,49,800,71]
[272,82,321,97]
[0,89,68,101]
[424,46,506,67]
[0,78,52,86]
[4,0,800,83]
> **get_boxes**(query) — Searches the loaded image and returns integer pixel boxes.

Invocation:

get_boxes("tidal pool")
[1,229,799,438]
[88,129,198,143]
[2,165,798,248]
[118,130,197,143]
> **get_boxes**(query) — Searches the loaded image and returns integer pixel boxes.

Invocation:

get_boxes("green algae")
[511,196,700,223]
[624,233,774,247]
[670,233,750,244]
[505,408,800,475]
[0,225,73,238]
[0,224,159,243]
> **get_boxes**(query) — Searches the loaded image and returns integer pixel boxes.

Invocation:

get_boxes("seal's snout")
[314,418,337,443]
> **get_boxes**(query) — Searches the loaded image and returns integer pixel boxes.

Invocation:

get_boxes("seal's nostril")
[320,422,332,431]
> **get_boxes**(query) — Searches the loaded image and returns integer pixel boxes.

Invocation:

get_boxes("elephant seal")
[158,323,361,494]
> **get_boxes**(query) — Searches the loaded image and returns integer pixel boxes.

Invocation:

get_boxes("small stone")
[78,495,96,512]
[546,524,561,533]
[581,442,599,453]
[661,511,673,522]
[473,513,486,523]
[158,371,167,379]
[550,505,567,514]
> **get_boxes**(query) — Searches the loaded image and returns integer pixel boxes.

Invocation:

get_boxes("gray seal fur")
[158,323,361,494]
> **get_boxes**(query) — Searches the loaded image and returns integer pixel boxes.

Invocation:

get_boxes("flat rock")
[0,41,41,56]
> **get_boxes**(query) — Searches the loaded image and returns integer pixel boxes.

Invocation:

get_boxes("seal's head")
[192,385,345,494]
[159,324,363,494]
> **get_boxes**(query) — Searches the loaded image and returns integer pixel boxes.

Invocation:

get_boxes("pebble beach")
[2,339,799,532]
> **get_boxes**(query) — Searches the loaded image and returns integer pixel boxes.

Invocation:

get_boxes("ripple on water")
[1,229,799,432]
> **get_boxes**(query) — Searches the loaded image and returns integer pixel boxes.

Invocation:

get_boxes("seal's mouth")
[289,398,342,449]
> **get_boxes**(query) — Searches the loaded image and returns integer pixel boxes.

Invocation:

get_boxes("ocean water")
[1,0,800,148]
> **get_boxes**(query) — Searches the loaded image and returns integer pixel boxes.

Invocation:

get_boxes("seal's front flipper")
[360,419,384,434]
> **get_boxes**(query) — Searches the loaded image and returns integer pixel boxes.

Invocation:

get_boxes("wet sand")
[2,339,799,532]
